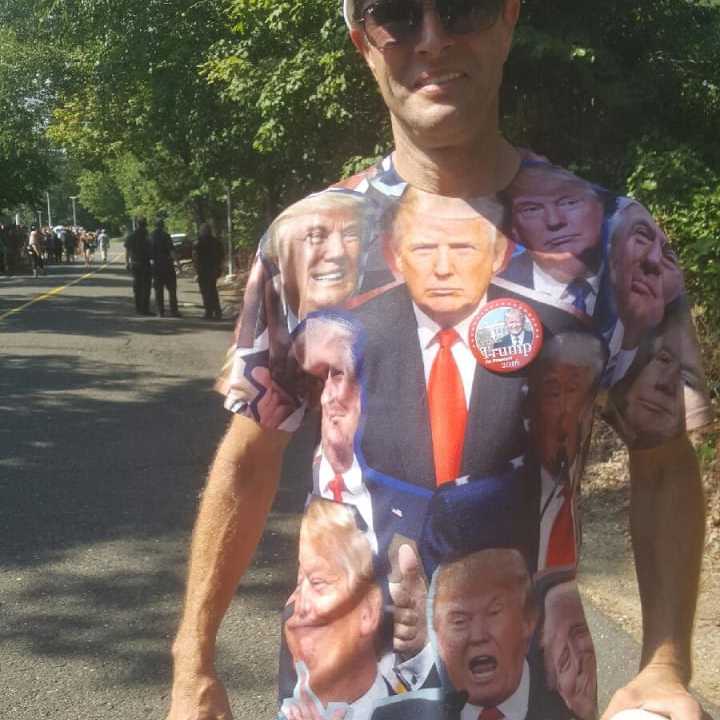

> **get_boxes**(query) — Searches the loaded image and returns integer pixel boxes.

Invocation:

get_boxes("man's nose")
[323,230,346,260]
[543,203,567,230]
[468,615,491,644]
[640,237,663,273]
[432,245,453,276]
[415,4,454,55]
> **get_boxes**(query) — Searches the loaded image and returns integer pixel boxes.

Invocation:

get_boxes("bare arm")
[167,413,291,720]
[602,433,707,720]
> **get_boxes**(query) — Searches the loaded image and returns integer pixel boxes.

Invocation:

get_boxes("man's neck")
[391,122,520,198]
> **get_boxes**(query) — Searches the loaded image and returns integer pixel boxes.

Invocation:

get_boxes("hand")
[165,668,233,720]
[601,664,710,720]
[388,543,428,660]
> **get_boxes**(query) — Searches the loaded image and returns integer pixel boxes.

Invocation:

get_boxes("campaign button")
[469,299,544,373]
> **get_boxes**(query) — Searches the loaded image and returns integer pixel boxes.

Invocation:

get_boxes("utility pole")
[46,192,53,227]
[69,196,79,227]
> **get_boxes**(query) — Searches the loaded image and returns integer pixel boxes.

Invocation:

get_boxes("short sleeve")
[599,199,713,449]
[219,244,310,433]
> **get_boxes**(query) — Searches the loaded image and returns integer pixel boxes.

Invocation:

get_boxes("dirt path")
[579,420,720,707]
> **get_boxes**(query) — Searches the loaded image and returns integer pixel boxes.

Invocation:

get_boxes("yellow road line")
[0,252,124,322]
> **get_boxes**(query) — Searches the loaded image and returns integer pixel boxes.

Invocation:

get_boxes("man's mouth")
[414,71,464,89]
[545,234,581,250]
[630,276,657,298]
[311,270,347,284]
[637,396,674,416]
[468,655,498,682]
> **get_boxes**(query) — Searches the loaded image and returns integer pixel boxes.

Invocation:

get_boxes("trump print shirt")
[220,156,712,720]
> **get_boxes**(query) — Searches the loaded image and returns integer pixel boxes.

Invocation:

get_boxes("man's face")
[394,214,503,327]
[321,363,361,473]
[611,205,676,341]
[284,533,379,701]
[505,309,524,336]
[542,583,597,720]
[529,362,595,473]
[282,206,363,318]
[511,187,604,281]
[434,567,535,707]
[625,339,683,444]
[351,1,520,149]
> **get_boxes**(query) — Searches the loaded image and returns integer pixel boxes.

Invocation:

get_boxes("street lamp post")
[46,192,53,228]
[225,182,234,279]
[69,196,79,227]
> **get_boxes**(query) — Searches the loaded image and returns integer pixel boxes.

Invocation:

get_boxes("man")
[540,578,598,720]
[431,549,545,720]
[268,192,369,323]
[151,218,181,317]
[166,3,711,720]
[493,307,533,349]
[525,332,606,570]
[280,497,386,717]
[125,218,154,316]
[97,227,110,264]
[356,188,528,490]
[500,164,606,317]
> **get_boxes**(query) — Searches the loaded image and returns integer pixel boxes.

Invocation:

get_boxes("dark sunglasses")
[359,0,505,50]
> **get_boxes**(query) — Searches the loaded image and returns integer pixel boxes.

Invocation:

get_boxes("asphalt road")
[0,257,714,719]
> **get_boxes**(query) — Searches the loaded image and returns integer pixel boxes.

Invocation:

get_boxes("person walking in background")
[27,226,45,278]
[151,218,181,317]
[193,223,223,320]
[125,218,154,316]
[97,227,110,263]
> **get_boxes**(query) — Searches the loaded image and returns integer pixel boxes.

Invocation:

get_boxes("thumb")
[398,543,425,591]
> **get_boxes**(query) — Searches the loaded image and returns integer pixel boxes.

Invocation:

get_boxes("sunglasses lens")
[440,0,504,34]
[362,0,504,48]
[363,0,422,49]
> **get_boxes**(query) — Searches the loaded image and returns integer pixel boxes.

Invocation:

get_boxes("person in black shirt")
[124,218,154,316]
[150,219,181,317]
[193,223,223,320]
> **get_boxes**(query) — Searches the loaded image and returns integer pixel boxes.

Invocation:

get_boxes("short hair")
[266,191,369,262]
[506,163,603,205]
[386,186,508,253]
[534,331,608,385]
[301,496,375,594]
[432,548,536,622]
[292,310,365,378]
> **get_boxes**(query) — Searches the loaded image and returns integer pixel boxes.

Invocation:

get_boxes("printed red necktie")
[547,485,577,567]
[328,474,345,503]
[428,328,467,486]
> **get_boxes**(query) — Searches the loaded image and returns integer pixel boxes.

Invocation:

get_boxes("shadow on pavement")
[0,349,311,694]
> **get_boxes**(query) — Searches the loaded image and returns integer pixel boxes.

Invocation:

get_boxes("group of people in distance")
[219,156,710,720]
[0,223,107,277]
[124,218,225,320]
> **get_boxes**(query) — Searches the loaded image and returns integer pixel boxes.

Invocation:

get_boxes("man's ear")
[503,0,521,30]
[350,28,377,72]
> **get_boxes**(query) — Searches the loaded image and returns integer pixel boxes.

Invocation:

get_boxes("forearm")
[629,433,705,683]
[173,415,290,672]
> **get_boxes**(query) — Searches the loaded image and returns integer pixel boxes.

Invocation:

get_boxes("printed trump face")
[392,198,507,328]
[542,582,598,720]
[284,500,382,704]
[433,549,536,707]
[274,195,365,319]
[510,172,604,282]
[610,203,680,348]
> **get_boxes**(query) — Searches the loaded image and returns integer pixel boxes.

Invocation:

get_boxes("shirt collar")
[534,262,601,295]
[318,454,363,495]
[461,660,530,720]
[412,300,485,351]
